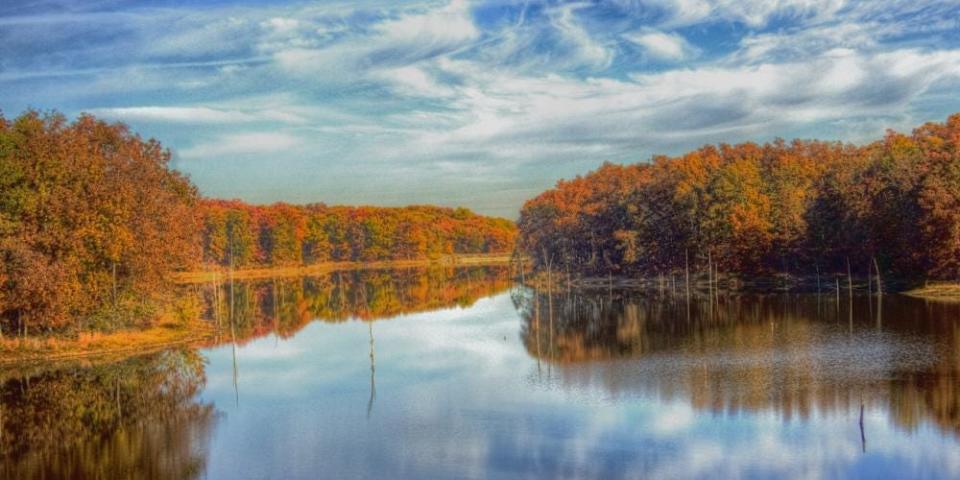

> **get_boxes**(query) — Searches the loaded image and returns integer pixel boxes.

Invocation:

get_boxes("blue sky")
[2,0,960,217]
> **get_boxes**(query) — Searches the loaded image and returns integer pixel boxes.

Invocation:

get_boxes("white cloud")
[379,45,960,176]
[179,132,301,159]
[623,28,697,61]
[376,0,479,49]
[264,17,300,34]
[90,106,306,124]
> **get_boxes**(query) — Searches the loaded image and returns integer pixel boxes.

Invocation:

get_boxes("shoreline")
[521,272,960,300]
[173,253,514,283]
[5,265,956,367]
[0,255,514,366]
[0,318,215,368]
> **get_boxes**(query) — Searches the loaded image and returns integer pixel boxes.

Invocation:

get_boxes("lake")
[2,266,959,479]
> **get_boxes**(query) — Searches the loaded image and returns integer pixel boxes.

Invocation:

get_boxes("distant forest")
[0,111,515,333]
[199,200,515,268]
[519,113,960,281]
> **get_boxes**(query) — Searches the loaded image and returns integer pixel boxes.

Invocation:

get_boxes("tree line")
[518,113,960,283]
[0,111,515,334]
[199,200,515,268]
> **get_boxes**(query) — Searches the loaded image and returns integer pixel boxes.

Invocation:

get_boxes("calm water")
[3,267,960,479]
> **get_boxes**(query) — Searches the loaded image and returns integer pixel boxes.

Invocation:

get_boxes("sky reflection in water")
[3,268,960,479]
[197,280,960,480]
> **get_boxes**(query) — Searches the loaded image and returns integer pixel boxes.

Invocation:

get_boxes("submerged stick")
[873,256,883,296]
[816,263,821,294]
[860,402,866,453]
[835,276,840,305]
[846,257,853,297]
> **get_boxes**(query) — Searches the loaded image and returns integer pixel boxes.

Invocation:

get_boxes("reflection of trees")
[0,350,216,479]
[200,266,511,345]
[517,289,960,437]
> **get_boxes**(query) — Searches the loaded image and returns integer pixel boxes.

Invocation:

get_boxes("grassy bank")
[0,289,212,365]
[173,253,514,284]
[0,316,214,366]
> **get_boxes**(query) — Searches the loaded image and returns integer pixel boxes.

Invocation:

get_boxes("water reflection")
[516,288,960,438]
[0,350,216,479]
[196,266,512,345]
[0,266,512,479]
[3,268,960,479]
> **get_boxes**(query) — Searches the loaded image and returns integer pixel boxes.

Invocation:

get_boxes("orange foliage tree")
[197,201,516,269]
[519,113,960,281]
[0,111,199,333]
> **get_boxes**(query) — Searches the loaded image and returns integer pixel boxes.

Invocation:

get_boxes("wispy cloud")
[179,132,302,159]
[90,106,306,124]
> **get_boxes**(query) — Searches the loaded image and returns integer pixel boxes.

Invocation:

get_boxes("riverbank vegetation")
[1,265,510,363]
[0,111,516,337]
[518,113,960,289]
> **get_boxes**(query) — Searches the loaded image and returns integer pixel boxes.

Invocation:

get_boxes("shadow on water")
[513,287,960,438]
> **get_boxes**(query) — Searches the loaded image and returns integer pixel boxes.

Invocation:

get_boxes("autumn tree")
[0,111,198,333]
[518,112,960,283]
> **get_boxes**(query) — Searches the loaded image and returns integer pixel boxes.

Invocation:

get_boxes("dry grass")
[0,315,214,366]
[0,319,214,365]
